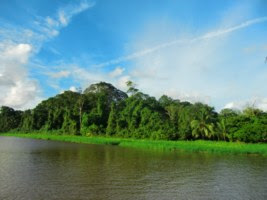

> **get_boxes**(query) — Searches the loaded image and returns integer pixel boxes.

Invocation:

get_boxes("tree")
[0,106,22,132]
[216,119,227,141]
[106,103,117,136]
[220,108,239,118]
[80,113,90,136]
[77,88,84,133]
[20,110,34,132]
[190,104,217,139]
[126,80,138,96]
[243,107,263,117]
[158,95,174,107]
[84,82,127,103]
[191,119,214,139]
[1,81,266,143]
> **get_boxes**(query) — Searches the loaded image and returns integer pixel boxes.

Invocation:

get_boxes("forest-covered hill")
[0,82,266,143]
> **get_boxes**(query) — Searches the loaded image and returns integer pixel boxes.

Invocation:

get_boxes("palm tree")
[190,110,215,139]
[216,119,227,141]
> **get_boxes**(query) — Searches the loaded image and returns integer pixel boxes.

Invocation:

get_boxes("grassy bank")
[1,133,267,155]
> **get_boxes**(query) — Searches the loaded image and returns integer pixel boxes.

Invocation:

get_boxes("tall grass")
[1,133,267,155]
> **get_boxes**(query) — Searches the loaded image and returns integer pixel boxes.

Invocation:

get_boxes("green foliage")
[126,80,139,96]
[243,107,263,117]
[20,110,34,131]
[1,82,266,143]
[106,103,117,136]
[220,108,239,118]
[216,119,227,141]
[0,106,22,132]
[61,111,79,135]
[80,113,90,135]
[190,103,217,140]
[218,109,267,142]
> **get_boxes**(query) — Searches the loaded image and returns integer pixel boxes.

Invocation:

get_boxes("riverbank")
[1,133,267,155]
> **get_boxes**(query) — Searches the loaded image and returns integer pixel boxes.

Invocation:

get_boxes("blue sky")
[0,0,266,111]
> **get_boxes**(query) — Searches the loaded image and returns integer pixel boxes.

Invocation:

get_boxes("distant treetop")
[84,82,128,102]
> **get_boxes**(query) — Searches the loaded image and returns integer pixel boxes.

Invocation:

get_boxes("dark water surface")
[0,136,266,200]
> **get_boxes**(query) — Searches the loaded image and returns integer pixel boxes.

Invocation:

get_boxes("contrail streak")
[95,16,267,68]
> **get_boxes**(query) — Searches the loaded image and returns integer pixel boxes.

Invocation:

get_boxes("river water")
[0,136,266,200]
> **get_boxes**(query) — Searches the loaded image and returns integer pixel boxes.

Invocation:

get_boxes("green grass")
[1,133,267,155]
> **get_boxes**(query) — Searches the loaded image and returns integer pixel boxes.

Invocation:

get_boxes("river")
[0,136,266,200]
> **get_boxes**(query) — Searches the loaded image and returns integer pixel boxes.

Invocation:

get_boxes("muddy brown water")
[0,136,266,200]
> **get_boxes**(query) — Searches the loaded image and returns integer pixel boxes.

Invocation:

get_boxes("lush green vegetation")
[2,133,267,155]
[0,81,266,143]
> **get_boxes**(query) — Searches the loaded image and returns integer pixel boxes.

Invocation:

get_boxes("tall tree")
[216,119,227,141]
[126,80,138,96]
[106,103,117,136]
[190,104,217,139]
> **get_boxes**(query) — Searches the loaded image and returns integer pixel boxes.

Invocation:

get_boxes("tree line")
[0,81,266,143]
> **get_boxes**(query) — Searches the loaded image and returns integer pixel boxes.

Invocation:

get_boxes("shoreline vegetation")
[2,133,267,155]
[1,82,267,145]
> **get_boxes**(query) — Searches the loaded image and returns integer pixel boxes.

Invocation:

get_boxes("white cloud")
[125,30,225,104]
[3,43,32,64]
[60,86,81,94]
[165,89,211,104]
[117,75,131,91]
[0,1,95,109]
[109,12,267,109]
[224,97,267,111]
[0,42,41,110]
[48,64,129,93]
[109,67,125,78]
[69,86,78,92]
[52,14,267,108]
[70,66,132,92]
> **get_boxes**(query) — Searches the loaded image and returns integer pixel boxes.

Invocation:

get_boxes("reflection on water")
[0,136,266,200]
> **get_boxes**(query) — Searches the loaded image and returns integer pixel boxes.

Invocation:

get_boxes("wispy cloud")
[57,0,95,27]
[95,16,267,68]
[45,70,71,78]
[35,0,95,41]
[200,16,267,39]
[0,1,95,51]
